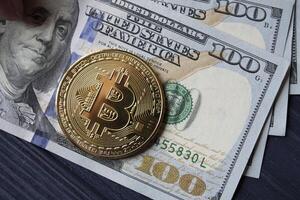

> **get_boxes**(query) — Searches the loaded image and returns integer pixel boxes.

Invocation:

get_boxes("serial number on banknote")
[155,137,207,169]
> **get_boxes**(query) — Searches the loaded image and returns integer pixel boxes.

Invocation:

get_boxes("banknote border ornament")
[56,49,165,159]
[165,81,193,124]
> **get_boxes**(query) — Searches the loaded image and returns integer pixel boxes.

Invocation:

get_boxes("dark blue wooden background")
[0,96,299,200]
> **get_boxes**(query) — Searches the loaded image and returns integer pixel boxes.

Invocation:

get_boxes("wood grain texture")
[0,96,300,200]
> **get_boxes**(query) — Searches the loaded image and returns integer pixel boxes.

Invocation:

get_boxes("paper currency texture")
[290,0,300,94]
[148,0,294,136]
[0,0,290,199]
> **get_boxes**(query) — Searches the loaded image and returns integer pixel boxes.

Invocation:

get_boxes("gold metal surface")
[57,49,165,159]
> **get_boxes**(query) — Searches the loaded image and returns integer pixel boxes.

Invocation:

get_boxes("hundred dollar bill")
[146,0,293,177]
[290,0,299,94]
[0,0,290,200]
[147,0,294,135]
[246,29,294,178]
[270,24,294,136]
[245,115,270,178]
[148,0,294,55]
[245,26,293,178]
[145,0,293,177]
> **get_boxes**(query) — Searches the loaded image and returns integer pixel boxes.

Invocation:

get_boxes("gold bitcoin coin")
[57,49,164,159]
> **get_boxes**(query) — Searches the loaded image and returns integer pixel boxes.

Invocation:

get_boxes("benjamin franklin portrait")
[0,0,79,134]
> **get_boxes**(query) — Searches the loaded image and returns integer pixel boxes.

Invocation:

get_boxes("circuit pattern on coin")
[57,50,164,159]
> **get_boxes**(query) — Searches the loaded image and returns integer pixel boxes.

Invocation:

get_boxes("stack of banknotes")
[0,0,298,199]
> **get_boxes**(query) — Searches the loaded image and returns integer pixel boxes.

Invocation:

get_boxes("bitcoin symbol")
[81,69,134,136]
[58,50,164,158]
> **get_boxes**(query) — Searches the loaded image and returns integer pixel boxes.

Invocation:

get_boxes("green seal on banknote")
[165,82,192,124]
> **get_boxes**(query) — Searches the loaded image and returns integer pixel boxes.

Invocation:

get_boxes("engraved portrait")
[0,0,79,134]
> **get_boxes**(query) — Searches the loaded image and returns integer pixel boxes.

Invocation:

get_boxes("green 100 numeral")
[136,155,206,196]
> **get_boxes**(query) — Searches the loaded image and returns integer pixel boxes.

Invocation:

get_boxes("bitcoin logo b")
[80,69,134,137]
